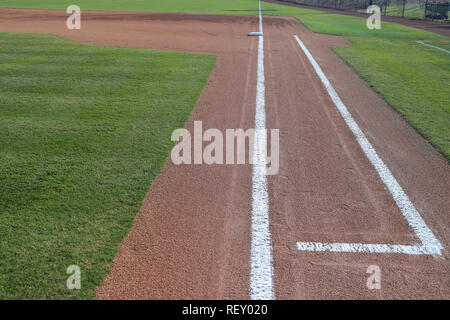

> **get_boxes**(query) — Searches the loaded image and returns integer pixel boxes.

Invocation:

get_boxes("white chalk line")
[296,243,437,255]
[250,0,274,300]
[294,35,443,256]
[416,41,450,54]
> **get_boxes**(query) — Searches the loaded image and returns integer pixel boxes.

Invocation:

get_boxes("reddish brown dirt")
[0,8,448,299]
[263,16,449,299]
[264,0,450,37]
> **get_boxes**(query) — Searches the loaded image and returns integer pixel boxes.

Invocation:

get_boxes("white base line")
[416,40,450,54]
[250,0,275,300]
[294,35,443,256]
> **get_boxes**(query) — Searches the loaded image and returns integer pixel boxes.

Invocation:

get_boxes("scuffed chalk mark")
[416,40,450,54]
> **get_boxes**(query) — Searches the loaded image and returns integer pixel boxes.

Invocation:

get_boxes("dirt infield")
[263,17,449,298]
[264,0,450,37]
[1,8,448,299]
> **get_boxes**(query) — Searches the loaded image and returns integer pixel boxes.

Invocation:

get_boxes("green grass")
[0,33,215,299]
[0,0,266,13]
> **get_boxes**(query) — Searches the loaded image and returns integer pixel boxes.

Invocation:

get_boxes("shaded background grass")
[0,33,215,299]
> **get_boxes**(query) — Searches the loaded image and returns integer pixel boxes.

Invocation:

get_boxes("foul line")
[294,35,443,256]
[250,0,275,300]
[416,40,450,54]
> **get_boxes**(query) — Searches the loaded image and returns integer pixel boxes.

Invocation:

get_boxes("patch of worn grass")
[0,0,264,13]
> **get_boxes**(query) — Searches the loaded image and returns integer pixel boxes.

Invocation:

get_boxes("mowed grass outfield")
[0,0,448,299]
[0,33,215,299]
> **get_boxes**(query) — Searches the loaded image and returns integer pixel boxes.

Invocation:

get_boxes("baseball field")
[0,0,448,300]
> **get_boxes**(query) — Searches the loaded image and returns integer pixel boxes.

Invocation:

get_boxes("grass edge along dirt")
[0,32,216,299]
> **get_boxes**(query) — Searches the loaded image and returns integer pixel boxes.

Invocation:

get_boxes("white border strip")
[416,40,450,54]
[294,35,442,255]
[250,0,274,300]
